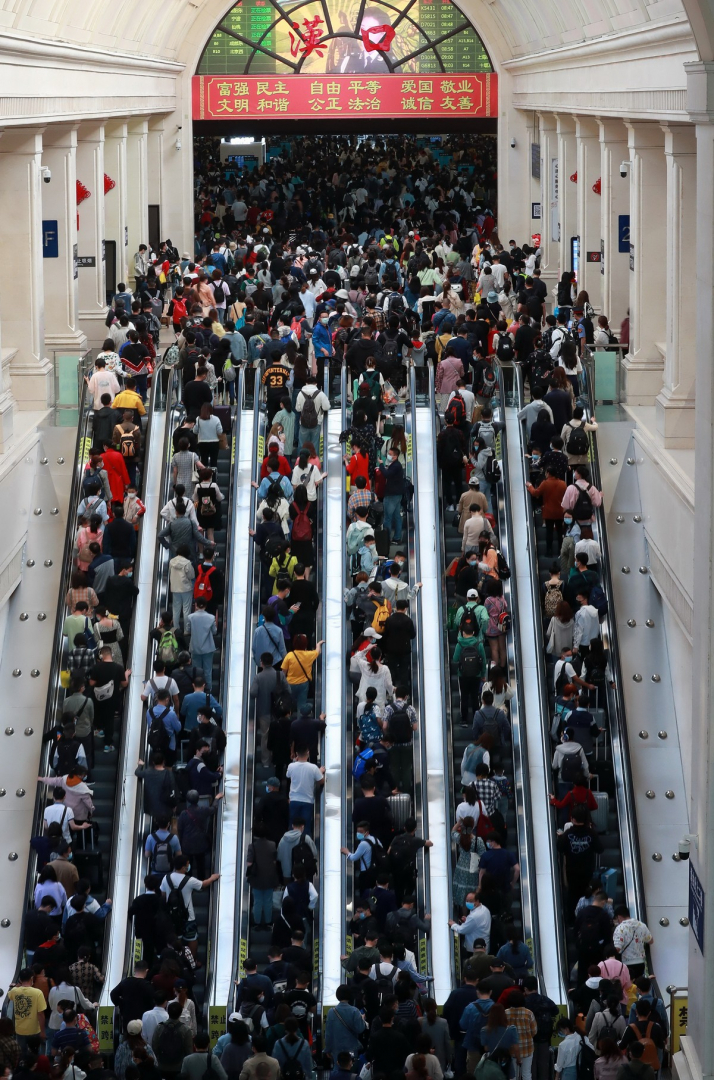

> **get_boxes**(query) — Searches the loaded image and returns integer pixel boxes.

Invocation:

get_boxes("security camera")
[620,161,630,178]
[678,835,693,860]
[175,138,182,151]
[41,166,51,184]
[510,138,516,149]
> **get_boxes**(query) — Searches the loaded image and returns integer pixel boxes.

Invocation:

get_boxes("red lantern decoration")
[104,173,116,194]
[569,171,578,183]
[76,180,91,205]
[592,177,602,195]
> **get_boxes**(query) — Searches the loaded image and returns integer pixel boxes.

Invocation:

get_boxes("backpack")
[290,317,303,341]
[291,833,318,879]
[498,609,512,634]
[120,431,136,458]
[353,747,374,779]
[291,504,313,542]
[529,348,552,379]
[370,963,399,1005]
[478,366,498,399]
[446,394,466,425]
[560,748,582,783]
[171,298,187,322]
[567,426,589,457]
[496,549,511,580]
[482,449,501,484]
[150,831,173,875]
[386,702,412,743]
[82,467,104,496]
[266,477,285,505]
[495,333,514,363]
[147,706,171,753]
[155,1021,189,1068]
[212,279,226,303]
[589,584,608,618]
[544,580,564,618]
[365,266,380,291]
[239,1002,265,1033]
[278,1038,306,1080]
[197,484,218,518]
[55,737,82,776]
[555,661,574,695]
[572,485,594,521]
[387,292,405,314]
[442,427,464,468]
[223,358,236,383]
[299,389,319,428]
[596,1012,621,1044]
[382,261,398,285]
[81,616,98,651]
[551,328,572,358]
[364,369,382,395]
[475,707,502,745]
[382,337,399,365]
[164,343,180,368]
[474,798,494,839]
[459,645,482,679]
[473,420,495,449]
[194,564,217,601]
[575,1035,597,1080]
[163,872,191,931]
[158,629,179,664]
[371,600,391,634]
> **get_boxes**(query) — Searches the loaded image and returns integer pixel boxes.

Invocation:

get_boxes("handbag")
[218,432,228,451]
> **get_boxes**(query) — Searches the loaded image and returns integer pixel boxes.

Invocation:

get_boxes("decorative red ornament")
[76,180,91,205]
[592,177,601,195]
[569,171,578,183]
[361,23,396,52]
[104,173,116,194]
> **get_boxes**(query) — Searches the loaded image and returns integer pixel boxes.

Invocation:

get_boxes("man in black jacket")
[134,753,176,819]
[97,565,139,645]
[368,1007,412,1080]
[24,898,57,962]
[177,789,223,880]
[436,416,467,511]
[379,600,415,689]
[255,777,290,845]
[128,876,169,966]
[182,366,213,420]
[110,959,155,1029]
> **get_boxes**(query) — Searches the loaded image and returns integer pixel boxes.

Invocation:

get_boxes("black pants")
[199,442,219,468]
[384,653,411,689]
[545,518,564,552]
[459,676,481,726]
[442,466,463,506]
[94,699,118,747]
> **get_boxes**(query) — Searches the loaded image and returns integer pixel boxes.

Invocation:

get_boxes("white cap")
[467,589,479,598]
[309,269,318,276]
[336,289,349,299]
[363,627,382,639]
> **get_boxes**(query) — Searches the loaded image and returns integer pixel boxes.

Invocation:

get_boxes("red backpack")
[194,564,216,601]
[291,505,313,542]
[171,298,187,322]
[446,393,466,425]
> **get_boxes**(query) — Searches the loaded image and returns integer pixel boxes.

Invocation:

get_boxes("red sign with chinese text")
[192,73,498,120]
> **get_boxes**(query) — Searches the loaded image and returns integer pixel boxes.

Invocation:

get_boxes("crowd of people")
[13,131,661,1080]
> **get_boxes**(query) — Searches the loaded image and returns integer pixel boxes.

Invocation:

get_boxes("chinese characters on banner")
[192,73,498,119]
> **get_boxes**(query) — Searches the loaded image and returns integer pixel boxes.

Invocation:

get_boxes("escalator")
[513,363,645,987]
[115,370,239,1022]
[430,362,541,988]
[18,366,162,979]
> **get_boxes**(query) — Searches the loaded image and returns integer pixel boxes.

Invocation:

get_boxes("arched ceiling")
[0,0,697,68]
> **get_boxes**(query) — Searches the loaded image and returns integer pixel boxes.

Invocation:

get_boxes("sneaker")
[95,730,104,739]
[104,745,114,753]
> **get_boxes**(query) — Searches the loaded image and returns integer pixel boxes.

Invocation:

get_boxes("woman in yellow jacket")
[269,540,298,595]
[282,635,325,713]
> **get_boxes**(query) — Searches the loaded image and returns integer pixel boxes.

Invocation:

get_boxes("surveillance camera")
[620,161,630,178]
[510,138,516,149]
[175,138,182,151]
[41,166,51,184]
[679,836,691,861]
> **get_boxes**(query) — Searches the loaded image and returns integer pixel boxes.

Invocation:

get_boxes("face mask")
[265,784,272,793]
[465,901,475,910]
[320,316,329,323]
[469,559,477,567]
[356,832,365,841]
[564,517,573,526]
[358,911,366,920]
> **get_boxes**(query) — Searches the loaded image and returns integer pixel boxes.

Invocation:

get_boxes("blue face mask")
[358,912,366,920]
[265,784,271,793]
[465,901,475,911]
[356,832,365,841]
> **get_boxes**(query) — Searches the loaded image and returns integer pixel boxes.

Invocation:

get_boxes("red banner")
[192,73,497,120]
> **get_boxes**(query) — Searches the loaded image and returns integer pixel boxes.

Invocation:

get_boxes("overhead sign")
[192,73,498,120]
[43,220,58,259]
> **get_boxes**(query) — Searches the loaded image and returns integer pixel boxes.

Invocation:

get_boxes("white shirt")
[447,387,475,421]
[286,760,323,805]
[160,872,203,921]
[142,1005,169,1044]
[455,800,481,827]
[296,387,330,423]
[161,496,199,526]
[291,461,321,501]
[612,918,653,964]
[44,802,75,844]
[575,538,601,565]
[573,605,600,650]
[87,370,121,406]
[556,1032,592,1073]
[142,674,179,704]
[489,264,507,289]
[452,904,491,951]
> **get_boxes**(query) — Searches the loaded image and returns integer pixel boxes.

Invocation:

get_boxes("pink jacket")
[435,356,464,394]
[561,479,603,521]
[597,956,631,1003]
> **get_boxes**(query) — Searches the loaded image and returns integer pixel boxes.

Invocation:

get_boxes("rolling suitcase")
[213,404,232,437]
[374,527,391,557]
[590,790,609,833]
[590,688,607,735]
[600,866,619,898]
[387,793,412,832]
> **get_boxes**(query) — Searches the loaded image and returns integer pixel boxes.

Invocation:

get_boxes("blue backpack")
[589,584,608,618]
[353,748,375,779]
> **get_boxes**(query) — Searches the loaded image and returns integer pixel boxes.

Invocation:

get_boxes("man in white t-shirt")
[141,661,180,712]
[43,788,91,844]
[86,359,121,408]
[160,852,220,951]
[286,747,325,838]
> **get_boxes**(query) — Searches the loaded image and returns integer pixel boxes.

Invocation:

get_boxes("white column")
[147,114,188,257]
[622,121,666,404]
[682,58,714,1080]
[126,119,149,286]
[104,121,128,290]
[0,128,52,410]
[555,114,577,283]
[654,124,697,448]
[77,122,108,344]
[41,125,87,357]
[496,95,533,254]
[537,112,558,307]
[574,116,602,303]
[598,118,630,330]
[147,117,164,247]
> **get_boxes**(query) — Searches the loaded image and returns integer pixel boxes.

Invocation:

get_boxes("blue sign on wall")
[618,215,630,254]
[43,220,58,258]
[689,861,705,955]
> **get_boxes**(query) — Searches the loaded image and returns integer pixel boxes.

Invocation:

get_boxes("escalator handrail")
[203,367,245,1018]
[513,365,572,1001]
[580,367,646,924]
[340,363,352,969]
[496,366,544,993]
[426,360,458,989]
[407,365,433,984]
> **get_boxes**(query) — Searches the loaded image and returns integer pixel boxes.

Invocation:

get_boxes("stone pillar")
[680,59,714,1080]
[574,116,602,303]
[76,122,107,344]
[622,121,666,404]
[104,121,128,291]
[654,124,697,448]
[0,129,52,410]
[147,118,164,247]
[598,117,630,331]
[555,114,577,283]
[126,119,149,286]
[496,94,533,254]
[537,112,559,307]
[41,125,87,360]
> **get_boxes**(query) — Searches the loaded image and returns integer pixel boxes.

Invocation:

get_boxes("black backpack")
[370,963,398,1005]
[266,477,285,505]
[459,645,481,679]
[151,831,173,875]
[155,1021,188,1068]
[386,702,413,743]
[382,337,399,365]
[567,426,589,457]
[482,449,501,484]
[572,485,594,520]
[271,669,293,718]
[495,333,514,363]
[446,394,466,425]
[560,749,582,783]
[575,1035,597,1080]
[147,706,171,752]
[163,872,191,931]
[291,834,317,879]
[278,1038,306,1080]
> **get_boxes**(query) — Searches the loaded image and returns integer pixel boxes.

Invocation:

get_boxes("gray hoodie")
[276,828,317,880]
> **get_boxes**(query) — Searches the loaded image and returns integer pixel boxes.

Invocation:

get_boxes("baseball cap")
[467,589,479,598]
[309,269,318,276]
[267,777,280,788]
[228,1012,242,1023]
[350,265,360,276]
[468,476,480,487]
[127,1020,143,1035]
[363,627,382,639]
